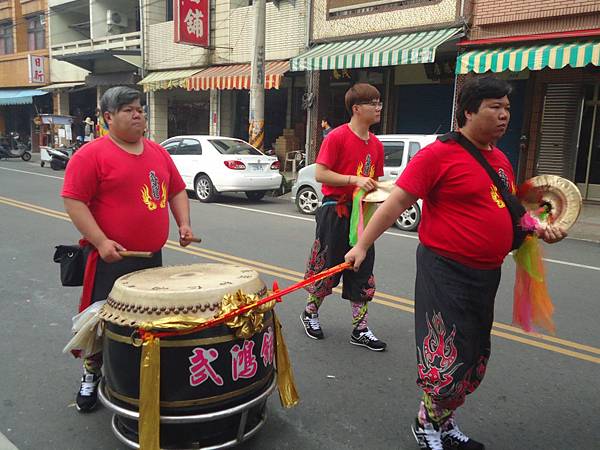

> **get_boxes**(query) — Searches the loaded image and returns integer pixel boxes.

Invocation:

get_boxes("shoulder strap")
[448,132,508,192]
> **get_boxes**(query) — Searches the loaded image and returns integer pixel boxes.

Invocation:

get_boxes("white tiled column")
[147,90,168,143]
[209,89,220,136]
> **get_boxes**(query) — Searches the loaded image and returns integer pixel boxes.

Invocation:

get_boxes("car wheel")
[296,187,319,215]
[195,175,216,203]
[245,191,266,201]
[395,203,421,231]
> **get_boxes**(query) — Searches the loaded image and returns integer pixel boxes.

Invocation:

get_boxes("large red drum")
[97,263,276,449]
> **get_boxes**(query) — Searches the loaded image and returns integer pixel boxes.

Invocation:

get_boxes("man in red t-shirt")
[346,77,566,450]
[62,86,198,413]
[300,83,387,351]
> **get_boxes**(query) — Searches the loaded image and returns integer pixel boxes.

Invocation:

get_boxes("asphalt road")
[0,158,599,450]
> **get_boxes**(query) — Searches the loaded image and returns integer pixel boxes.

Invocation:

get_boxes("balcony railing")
[50,31,141,56]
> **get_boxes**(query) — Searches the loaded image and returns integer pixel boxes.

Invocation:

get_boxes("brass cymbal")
[362,180,396,203]
[520,175,582,231]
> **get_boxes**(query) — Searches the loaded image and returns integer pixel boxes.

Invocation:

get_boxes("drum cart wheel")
[99,377,277,449]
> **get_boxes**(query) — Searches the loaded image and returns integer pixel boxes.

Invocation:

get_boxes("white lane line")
[2,165,599,271]
[0,166,63,180]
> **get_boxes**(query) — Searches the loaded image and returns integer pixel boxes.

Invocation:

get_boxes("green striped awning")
[139,69,202,92]
[290,27,462,72]
[456,41,600,74]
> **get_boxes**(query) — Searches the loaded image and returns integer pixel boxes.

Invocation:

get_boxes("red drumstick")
[144,262,352,339]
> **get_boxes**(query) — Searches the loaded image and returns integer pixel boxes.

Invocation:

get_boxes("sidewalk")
[566,202,600,243]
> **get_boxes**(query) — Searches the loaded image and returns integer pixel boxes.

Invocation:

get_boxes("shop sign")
[28,55,47,84]
[174,0,210,48]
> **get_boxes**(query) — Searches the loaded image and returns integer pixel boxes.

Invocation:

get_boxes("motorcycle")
[0,132,32,161]
[47,146,73,170]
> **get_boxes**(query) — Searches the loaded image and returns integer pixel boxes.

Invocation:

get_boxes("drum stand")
[98,378,277,449]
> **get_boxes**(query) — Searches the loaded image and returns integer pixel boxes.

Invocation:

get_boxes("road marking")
[1,194,600,364]
[0,166,64,180]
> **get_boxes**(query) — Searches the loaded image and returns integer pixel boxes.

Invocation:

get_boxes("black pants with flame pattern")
[414,244,501,416]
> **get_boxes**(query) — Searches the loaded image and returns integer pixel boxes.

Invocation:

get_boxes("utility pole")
[249,0,266,149]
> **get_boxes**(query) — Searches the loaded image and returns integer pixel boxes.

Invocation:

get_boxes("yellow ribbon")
[139,333,160,450]
[274,312,300,408]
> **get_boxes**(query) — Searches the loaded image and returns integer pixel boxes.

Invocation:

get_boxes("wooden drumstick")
[181,235,202,243]
[118,251,153,258]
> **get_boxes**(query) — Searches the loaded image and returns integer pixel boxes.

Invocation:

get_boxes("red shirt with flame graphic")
[396,138,515,269]
[316,124,384,199]
[62,136,185,252]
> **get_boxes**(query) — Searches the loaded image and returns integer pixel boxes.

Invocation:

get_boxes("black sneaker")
[441,418,485,450]
[411,418,443,450]
[350,327,387,351]
[76,369,101,413]
[300,311,324,339]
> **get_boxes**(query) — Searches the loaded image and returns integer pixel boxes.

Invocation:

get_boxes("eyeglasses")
[357,101,384,109]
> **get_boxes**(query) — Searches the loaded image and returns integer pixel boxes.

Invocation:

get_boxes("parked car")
[290,134,438,231]
[161,136,282,202]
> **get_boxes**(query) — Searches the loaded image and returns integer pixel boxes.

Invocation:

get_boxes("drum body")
[97,263,276,449]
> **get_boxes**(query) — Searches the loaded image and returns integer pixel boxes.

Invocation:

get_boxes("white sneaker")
[411,418,443,450]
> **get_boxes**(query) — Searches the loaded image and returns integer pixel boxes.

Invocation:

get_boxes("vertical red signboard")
[174,0,210,48]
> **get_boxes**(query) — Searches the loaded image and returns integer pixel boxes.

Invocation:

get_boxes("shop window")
[27,15,45,51]
[0,21,13,55]
[166,0,173,20]
[231,0,278,8]
[383,141,404,167]
[179,138,202,155]
[328,0,442,18]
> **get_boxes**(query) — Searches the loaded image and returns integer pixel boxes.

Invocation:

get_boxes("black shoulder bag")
[439,132,529,251]
[53,244,85,286]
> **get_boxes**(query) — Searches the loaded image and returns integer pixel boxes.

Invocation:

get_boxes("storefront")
[186,61,307,161]
[290,27,464,162]
[457,40,600,200]
[0,89,52,151]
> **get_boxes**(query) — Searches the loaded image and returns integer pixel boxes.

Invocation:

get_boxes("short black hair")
[457,77,512,127]
[345,83,380,115]
[100,86,144,114]
[322,117,331,125]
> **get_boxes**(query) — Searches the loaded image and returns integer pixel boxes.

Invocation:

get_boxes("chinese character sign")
[174,0,210,47]
[189,347,224,387]
[230,340,258,381]
[28,55,47,84]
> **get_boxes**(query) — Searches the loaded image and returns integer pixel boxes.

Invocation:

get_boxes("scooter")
[0,132,32,161]
[47,146,73,170]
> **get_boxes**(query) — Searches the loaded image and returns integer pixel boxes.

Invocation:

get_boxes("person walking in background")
[83,117,95,141]
[321,117,333,139]
[300,83,387,352]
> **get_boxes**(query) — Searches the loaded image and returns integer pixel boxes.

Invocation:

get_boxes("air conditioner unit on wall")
[107,10,128,28]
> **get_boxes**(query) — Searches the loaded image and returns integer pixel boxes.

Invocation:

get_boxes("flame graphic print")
[140,171,168,212]
[417,312,462,395]
[355,154,375,178]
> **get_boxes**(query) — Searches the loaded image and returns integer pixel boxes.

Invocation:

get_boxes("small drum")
[97,263,276,449]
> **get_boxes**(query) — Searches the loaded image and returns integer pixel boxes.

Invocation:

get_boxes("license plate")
[248,163,263,171]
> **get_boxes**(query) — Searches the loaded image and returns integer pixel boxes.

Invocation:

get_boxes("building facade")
[292,0,471,162]
[458,0,600,201]
[47,0,142,139]
[0,0,51,147]
[140,0,308,158]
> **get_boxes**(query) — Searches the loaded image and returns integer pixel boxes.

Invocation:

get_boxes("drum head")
[100,263,267,326]
[521,175,582,231]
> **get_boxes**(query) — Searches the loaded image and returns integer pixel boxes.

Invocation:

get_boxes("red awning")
[187,61,289,91]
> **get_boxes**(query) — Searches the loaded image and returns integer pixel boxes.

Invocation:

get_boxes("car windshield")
[209,139,262,155]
